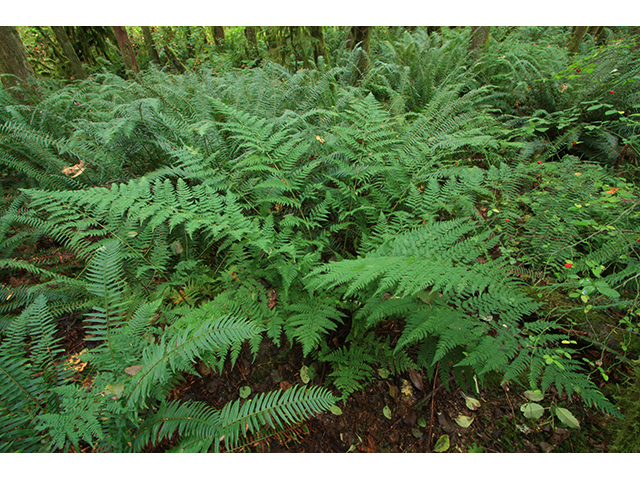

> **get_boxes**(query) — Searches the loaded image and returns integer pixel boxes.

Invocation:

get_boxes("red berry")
[537,161,542,164]
[572,141,577,146]
[610,90,614,94]
[454,162,458,166]
[505,218,509,222]
[564,263,572,268]
[576,68,581,73]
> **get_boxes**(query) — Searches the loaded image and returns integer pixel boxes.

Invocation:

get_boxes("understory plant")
[2,27,639,451]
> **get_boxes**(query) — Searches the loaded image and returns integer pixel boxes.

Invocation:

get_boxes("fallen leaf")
[437,411,455,433]
[524,390,545,402]
[267,289,277,309]
[124,364,143,376]
[315,135,325,144]
[539,441,554,453]
[464,395,482,411]
[329,405,343,415]
[408,369,424,391]
[239,386,251,399]
[383,405,392,420]
[455,414,474,428]
[280,380,292,391]
[554,407,580,429]
[104,383,125,399]
[605,188,619,195]
[521,402,545,420]
[400,379,414,397]
[388,385,399,399]
[433,434,450,452]
[300,365,310,384]
[61,160,86,177]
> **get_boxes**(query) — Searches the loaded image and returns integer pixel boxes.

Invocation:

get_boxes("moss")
[611,366,640,452]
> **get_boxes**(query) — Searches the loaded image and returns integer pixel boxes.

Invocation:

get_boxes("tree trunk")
[163,45,186,73]
[113,26,140,75]
[469,26,491,56]
[35,26,65,62]
[0,26,40,100]
[51,26,87,80]
[212,26,225,49]
[349,26,372,81]
[245,26,259,59]
[141,26,162,65]
[310,26,329,66]
[631,26,640,52]
[568,26,588,54]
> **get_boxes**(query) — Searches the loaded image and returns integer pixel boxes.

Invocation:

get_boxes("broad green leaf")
[555,407,580,429]
[300,365,310,384]
[524,390,545,402]
[239,386,251,399]
[596,286,620,298]
[330,405,343,416]
[417,417,427,428]
[434,434,450,452]
[105,383,125,399]
[465,395,481,411]
[455,414,474,428]
[520,402,544,419]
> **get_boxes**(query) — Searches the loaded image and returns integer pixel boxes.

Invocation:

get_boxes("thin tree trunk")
[245,26,259,59]
[34,26,65,62]
[51,26,87,80]
[469,26,491,56]
[0,26,40,100]
[141,26,162,65]
[568,26,588,54]
[164,45,186,73]
[113,26,140,76]
[212,26,225,49]
[349,26,372,81]
[310,26,329,66]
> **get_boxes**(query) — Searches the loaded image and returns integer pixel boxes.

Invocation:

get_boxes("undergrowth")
[1,26,639,452]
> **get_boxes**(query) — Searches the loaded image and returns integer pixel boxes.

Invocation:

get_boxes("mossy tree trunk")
[51,26,87,80]
[245,26,259,60]
[0,26,40,100]
[310,26,329,66]
[568,26,588,54]
[469,26,491,56]
[349,26,372,82]
[631,26,640,52]
[211,26,225,49]
[141,26,162,65]
[113,26,140,76]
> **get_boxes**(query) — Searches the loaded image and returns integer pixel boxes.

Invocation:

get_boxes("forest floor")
[56,308,621,453]
[0,174,625,453]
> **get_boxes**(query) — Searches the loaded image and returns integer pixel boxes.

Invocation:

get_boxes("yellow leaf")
[315,135,325,144]
[61,160,86,177]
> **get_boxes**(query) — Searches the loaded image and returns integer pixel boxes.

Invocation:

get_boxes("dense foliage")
[1,26,639,452]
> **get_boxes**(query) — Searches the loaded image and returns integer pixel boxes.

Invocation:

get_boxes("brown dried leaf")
[124,364,143,376]
[280,380,292,391]
[408,369,423,391]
